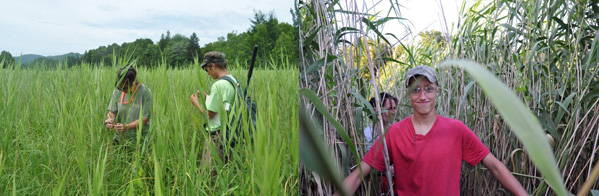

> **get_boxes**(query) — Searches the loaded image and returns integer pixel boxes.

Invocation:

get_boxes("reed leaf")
[299,103,347,196]
[300,89,361,167]
[440,59,569,196]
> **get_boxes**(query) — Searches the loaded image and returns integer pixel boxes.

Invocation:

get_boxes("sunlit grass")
[0,61,299,195]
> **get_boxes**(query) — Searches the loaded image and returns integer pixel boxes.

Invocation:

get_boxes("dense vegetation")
[299,0,599,195]
[0,60,299,195]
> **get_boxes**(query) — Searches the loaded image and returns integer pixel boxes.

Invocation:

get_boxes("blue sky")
[0,0,294,56]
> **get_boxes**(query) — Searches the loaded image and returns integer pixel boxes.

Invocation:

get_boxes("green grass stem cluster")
[0,62,299,195]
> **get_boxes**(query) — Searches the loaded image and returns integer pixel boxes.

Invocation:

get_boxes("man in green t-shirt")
[104,65,153,144]
[190,51,237,166]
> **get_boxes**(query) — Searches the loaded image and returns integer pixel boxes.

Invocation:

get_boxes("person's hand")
[191,92,199,106]
[389,166,395,177]
[104,118,114,129]
[113,123,126,133]
[202,90,207,99]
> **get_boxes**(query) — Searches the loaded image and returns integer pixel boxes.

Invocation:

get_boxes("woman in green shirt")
[104,65,153,144]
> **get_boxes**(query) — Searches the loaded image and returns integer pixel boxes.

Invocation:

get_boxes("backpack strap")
[218,75,239,89]
[218,75,246,134]
[218,75,244,103]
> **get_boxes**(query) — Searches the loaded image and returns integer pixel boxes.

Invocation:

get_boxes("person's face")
[408,77,438,116]
[117,81,129,92]
[203,63,217,79]
[381,98,397,124]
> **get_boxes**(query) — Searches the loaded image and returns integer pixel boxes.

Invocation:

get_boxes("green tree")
[202,36,226,57]
[188,32,201,62]
[272,22,299,66]
[0,50,16,68]
[164,34,190,67]
[419,30,447,49]
[250,24,272,67]
[199,10,299,68]
[248,10,280,67]
[141,44,160,67]
[131,38,158,67]
[158,31,171,51]
[166,41,189,67]
[65,56,80,68]
[273,32,298,64]
[168,34,189,46]
[228,31,252,66]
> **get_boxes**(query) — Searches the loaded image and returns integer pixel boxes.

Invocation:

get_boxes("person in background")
[362,92,398,194]
[104,64,153,145]
[364,92,397,151]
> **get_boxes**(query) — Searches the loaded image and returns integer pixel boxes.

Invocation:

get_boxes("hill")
[13,53,81,65]
[12,54,43,64]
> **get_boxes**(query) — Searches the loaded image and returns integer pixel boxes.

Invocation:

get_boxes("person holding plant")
[334,65,528,196]
[104,64,153,144]
[190,51,238,166]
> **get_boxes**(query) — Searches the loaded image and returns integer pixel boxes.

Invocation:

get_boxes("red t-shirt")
[363,115,490,195]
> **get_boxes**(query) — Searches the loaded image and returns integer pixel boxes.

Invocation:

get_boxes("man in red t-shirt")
[334,65,528,196]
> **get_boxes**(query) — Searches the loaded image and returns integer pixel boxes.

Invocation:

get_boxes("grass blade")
[300,88,361,167]
[299,104,347,196]
[440,59,569,196]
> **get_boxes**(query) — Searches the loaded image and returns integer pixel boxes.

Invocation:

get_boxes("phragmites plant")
[299,0,599,195]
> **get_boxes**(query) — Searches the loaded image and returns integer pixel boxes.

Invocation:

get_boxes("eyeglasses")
[410,85,437,95]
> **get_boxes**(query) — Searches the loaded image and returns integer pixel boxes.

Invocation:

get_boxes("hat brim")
[405,75,437,87]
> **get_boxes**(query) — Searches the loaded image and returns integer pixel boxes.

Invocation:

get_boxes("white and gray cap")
[405,65,438,87]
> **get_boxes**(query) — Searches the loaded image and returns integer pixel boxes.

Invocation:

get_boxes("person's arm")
[482,153,528,196]
[106,111,116,119]
[333,161,374,196]
[191,92,203,111]
[206,110,216,119]
[114,118,149,133]
[191,90,216,118]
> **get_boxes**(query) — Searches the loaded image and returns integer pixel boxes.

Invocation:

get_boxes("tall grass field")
[0,62,299,195]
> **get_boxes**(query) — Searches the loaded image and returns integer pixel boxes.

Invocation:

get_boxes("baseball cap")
[405,65,438,87]
[201,51,227,68]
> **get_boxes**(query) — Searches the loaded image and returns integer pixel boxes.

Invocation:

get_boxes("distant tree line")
[82,37,164,67]
[202,10,299,68]
[0,51,16,68]
[82,10,298,69]
[1,10,298,69]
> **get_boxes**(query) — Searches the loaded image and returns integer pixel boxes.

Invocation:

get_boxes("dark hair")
[368,92,398,119]
[213,61,228,69]
[115,65,136,88]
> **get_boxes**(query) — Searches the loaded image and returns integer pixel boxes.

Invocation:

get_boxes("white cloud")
[0,0,294,56]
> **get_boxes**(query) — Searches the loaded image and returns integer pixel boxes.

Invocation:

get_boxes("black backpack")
[219,75,257,144]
